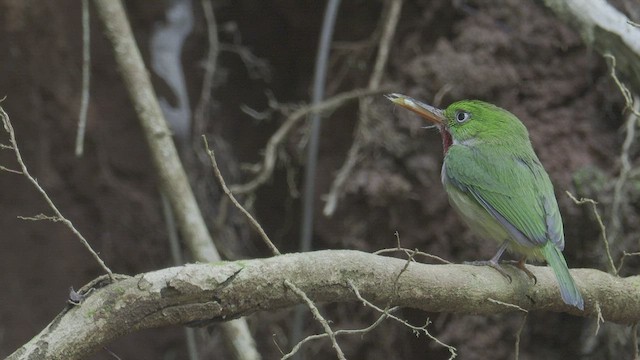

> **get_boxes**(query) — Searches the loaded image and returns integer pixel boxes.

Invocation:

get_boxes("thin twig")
[323,0,403,216]
[193,0,219,138]
[604,54,640,244]
[0,105,113,279]
[610,90,640,242]
[348,280,457,359]
[566,191,616,275]
[617,251,640,274]
[281,307,397,359]
[611,105,638,236]
[367,0,402,90]
[487,298,528,313]
[230,87,387,195]
[514,313,528,360]
[17,214,63,222]
[284,280,346,360]
[392,248,416,298]
[204,136,280,256]
[75,0,91,157]
[374,248,452,264]
[103,346,123,360]
[604,54,638,116]
[595,301,604,336]
[0,165,22,174]
[484,298,530,360]
[633,323,639,360]
[374,231,452,264]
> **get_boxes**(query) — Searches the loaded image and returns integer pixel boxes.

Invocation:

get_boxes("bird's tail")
[541,242,584,310]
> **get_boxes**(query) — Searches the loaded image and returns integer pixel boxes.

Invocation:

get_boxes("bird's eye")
[455,111,471,123]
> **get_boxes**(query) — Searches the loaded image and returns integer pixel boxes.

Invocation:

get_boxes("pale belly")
[442,168,545,260]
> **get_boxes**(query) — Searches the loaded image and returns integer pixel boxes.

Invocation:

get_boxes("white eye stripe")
[455,111,471,123]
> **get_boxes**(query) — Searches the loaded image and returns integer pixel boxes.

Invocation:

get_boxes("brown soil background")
[0,0,638,359]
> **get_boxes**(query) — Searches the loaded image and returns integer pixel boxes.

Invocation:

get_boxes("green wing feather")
[443,144,564,250]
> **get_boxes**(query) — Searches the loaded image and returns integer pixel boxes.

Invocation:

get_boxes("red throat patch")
[439,126,452,154]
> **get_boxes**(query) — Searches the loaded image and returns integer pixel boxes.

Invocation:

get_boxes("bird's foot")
[463,260,512,283]
[501,258,537,284]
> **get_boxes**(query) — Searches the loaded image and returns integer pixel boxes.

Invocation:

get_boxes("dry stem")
[284,280,346,360]
[566,191,616,275]
[204,136,280,256]
[75,0,91,157]
[230,87,386,195]
[348,279,458,359]
[323,0,403,215]
[0,105,113,279]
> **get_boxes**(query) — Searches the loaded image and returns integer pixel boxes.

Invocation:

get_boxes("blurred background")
[0,0,638,359]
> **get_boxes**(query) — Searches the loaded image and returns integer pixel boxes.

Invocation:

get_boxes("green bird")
[386,93,584,310]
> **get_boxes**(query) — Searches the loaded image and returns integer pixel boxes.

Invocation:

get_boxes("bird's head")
[386,94,529,153]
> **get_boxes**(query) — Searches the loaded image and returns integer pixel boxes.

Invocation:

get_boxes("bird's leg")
[464,241,512,282]
[502,256,537,284]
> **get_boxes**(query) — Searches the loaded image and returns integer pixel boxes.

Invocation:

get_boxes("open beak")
[385,93,445,125]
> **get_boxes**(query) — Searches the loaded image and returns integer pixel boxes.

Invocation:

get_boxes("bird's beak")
[385,93,445,125]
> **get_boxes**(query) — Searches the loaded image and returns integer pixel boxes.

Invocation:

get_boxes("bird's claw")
[502,259,537,284]
[465,258,538,284]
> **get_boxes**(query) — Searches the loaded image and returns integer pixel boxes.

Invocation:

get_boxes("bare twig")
[566,191,616,275]
[604,54,639,116]
[75,0,91,157]
[486,298,528,360]
[514,313,528,360]
[374,248,452,264]
[367,0,402,90]
[230,87,387,195]
[219,43,271,81]
[611,105,638,237]
[281,307,397,360]
[633,323,639,360]
[393,248,416,297]
[284,280,347,360]
[204,136,280,256]
[17,214,63,222]
[323,0,403,216]
[617,251,640,274]
[0,165,22,174]
[595,301,604,336]
[374,231,452,264]
[193,0,219,138]
[103,347,123,360]
[605,54,640,244]
[0,106,114,279]
[487,298,528,313]
[348,280,457,359]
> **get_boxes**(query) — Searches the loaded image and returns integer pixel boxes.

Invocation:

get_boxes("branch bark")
[91,1,259,359]
[542,0,640,94]
[8,250,640,359]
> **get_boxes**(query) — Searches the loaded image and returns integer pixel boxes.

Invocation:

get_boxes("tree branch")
[542,0,640,94]
[8,250,640,359]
